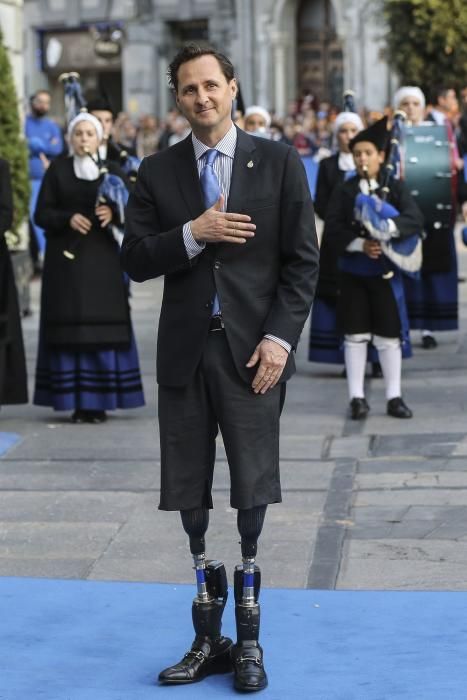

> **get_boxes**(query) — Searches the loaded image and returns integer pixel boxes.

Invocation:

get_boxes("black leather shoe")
[422,334,437,349]
[85,410,107,424]
[231,641,268,692]
[371,361,383,378]
[350,397,369,420]
[158,636,233,685]
[71,410,86,424]
[387,397,413,419]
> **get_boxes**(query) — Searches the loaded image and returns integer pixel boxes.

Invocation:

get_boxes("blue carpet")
[1,577,466,699]
[0,432,20,457]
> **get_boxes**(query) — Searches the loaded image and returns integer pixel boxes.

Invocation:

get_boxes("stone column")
[233,0,254,108]
[270,30,288,117]
[122,21,158,117]
[209,0,235,59]
[255,11,273,110]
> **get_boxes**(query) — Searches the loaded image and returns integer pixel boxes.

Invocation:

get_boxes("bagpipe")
[58,72,86,123]
[107,140,140,183]
[59,73,129,260]
[343,89,356,113]
[354,111,422,279]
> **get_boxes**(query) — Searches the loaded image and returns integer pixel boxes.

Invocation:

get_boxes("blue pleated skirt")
[308,298,344,364]
[34,328,145,412]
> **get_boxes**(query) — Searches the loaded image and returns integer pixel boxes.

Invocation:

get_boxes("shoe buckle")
[237,655,262,666]
[186,649,206,662]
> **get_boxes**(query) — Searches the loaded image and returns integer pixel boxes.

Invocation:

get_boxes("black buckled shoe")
[387,397,413,419]
[231,641,268,692]
[158,636,233,685]
[349,397,370,420]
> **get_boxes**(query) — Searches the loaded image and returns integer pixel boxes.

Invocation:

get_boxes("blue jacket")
[25,115,63,180]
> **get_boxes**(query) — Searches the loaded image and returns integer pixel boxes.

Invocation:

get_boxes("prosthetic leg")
[158,508,232,684]
[231,505,268,692]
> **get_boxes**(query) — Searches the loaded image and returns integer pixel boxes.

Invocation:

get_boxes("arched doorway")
[296,0,344,105]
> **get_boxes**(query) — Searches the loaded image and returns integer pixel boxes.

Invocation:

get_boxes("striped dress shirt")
[182,123,290,354]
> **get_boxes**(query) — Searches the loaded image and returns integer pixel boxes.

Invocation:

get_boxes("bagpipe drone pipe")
[58,72,87,123]
[343,89,357,113]
[107,141,141,184]
[354,111,423,279]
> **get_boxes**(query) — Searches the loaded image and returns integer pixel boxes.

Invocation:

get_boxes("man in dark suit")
[122,44,319,693]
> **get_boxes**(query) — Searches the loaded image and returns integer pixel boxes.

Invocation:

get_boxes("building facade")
[23,0,396,121]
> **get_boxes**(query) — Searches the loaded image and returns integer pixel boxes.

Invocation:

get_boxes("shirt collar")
[430,108,446,125]
[338,151,355,171]
[192,122,237,161]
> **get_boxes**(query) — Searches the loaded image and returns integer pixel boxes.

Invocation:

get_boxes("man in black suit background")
[122,44,319,692]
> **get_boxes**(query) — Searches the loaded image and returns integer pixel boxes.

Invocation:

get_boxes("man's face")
[175,55,237,137]
[439,89,458,114]
[352,141,384,179]
[91,109,114,139]
[32,92,51,117]
[337,122,360,152]
[399,96,424,124]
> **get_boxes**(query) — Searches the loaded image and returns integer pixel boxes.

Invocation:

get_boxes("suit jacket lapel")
[227,127,259,213]
[173,134,205,220]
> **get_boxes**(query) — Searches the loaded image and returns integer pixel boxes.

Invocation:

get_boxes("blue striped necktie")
[200,149,221,316]
[200,149,221,208]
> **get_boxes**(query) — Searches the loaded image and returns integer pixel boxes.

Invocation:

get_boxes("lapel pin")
[247,160,254,168]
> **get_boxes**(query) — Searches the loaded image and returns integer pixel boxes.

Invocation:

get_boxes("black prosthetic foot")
[158,635,233,685]
[159,560,231,685]
[232,577,267,693]
[231,640,268,692]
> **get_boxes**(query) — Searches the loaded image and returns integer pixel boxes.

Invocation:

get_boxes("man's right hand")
[191,194,256,244]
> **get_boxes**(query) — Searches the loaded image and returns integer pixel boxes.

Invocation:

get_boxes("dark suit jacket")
[122,127,319,387]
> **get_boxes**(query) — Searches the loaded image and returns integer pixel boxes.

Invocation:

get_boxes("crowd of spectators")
[107,86,467,164]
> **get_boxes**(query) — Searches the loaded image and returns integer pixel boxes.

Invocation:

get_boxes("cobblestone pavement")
[1,231,467,591]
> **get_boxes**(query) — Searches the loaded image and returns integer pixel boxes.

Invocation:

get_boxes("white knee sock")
[344,334,371,400]
[373,335,402,400]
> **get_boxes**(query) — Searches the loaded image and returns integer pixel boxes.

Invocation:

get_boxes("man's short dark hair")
[431,86,456,104]
[168,43,235,92]
[32,88,52,99]
[32,89,51,101]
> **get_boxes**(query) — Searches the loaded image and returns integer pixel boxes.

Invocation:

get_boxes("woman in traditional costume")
[395,86,459,349]
[33,112,145,422]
